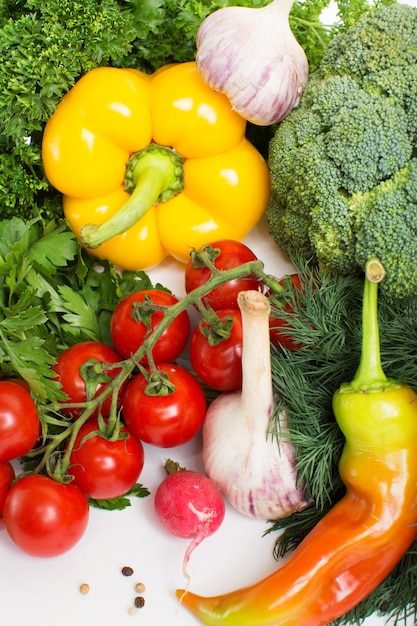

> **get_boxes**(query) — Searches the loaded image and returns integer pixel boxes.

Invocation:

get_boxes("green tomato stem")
[80,144,184,249]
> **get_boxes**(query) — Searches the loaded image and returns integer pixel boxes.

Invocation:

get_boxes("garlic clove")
[196,0,309,126]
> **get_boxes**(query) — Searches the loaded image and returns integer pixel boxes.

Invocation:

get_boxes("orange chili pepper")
[176,259,417,625]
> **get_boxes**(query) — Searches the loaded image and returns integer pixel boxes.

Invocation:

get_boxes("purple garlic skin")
[196,1,309,126]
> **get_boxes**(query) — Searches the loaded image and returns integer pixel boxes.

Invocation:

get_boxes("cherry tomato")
[122,364,206,448]
[269,317,302,351]
[0,461,15,519]
[3,474,89,557]
[269,274,303,351]
[110,289,190,364]
[3,378,31,392]
[52,341,125,419]
[0,381,40,462]
[189,309,243,392]
[185,239,260,310]
[68,419,145,499]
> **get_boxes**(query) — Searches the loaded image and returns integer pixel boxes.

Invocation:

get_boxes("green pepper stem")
[347,259,391,392]
[80,144,184,249]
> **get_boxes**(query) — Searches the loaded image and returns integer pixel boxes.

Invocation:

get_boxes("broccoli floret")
[354,162,417,301]
[320,4,417,136]
[267,3,417,302]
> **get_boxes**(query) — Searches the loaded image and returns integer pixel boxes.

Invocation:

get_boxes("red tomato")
[269,317,302,351]
[269,274,303,351]
[110,289,190,364]
[0,461,15,518]
[185,239,260,310]
[52,341,125,419]
[0,381,40,462]
[189,309,243,392]
[3,474,89,557]
[3,378,31,392]
[122,364,206,448]
[68,419,145,499]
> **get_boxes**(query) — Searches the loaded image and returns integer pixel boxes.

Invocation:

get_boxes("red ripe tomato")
[3,474,89,557]
[0,461,15,518]
[189,309,243,392]
[68,419,145,500]
[110,289,190,364]
[122,363,206,448]
[269,274,303,351]
[0,381,40,462]
[269,317,302,351]
[52,341,125,419]
[185,239,260,310]
[4,378,31,392]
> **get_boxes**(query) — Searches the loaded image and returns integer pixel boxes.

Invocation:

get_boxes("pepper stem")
[80,144,184,249]
[346,259,392,393]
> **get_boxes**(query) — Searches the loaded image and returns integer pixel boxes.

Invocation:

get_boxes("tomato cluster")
[0,287,201,557]
[184,240,301,390]
[186,240,259,392]
[0,238,301,560]
[111,289,204,449]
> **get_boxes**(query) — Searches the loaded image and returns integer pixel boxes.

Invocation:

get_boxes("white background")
[2,1,417,623]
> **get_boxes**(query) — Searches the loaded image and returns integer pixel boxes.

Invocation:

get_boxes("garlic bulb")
[202,290,310,520]
[195,0,309,126]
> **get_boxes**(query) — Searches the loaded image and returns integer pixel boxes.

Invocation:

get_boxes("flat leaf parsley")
[0,217,153,401]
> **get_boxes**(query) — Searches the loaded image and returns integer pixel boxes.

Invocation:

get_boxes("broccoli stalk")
[267,2,417,303]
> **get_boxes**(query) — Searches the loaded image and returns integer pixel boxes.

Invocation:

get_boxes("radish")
[154,460,225,589]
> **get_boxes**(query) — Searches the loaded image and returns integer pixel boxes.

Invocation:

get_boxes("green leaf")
[117,270,154,299]
[0,331,62,400]
[28,224,79,275]
[89,483,150,511]
[0,217,30,257]
[0,305,47,332]
[56,284,101,339]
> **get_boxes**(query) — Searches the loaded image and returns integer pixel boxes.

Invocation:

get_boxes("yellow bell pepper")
[42,62,271,270]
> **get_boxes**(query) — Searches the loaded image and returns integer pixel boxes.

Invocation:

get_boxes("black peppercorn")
[134,596,145,608]
[121,566,134,577]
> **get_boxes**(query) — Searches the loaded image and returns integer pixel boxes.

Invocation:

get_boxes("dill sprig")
[267,256,417,624]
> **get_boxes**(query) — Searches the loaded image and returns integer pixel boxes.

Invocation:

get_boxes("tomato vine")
[23,247,283,485]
